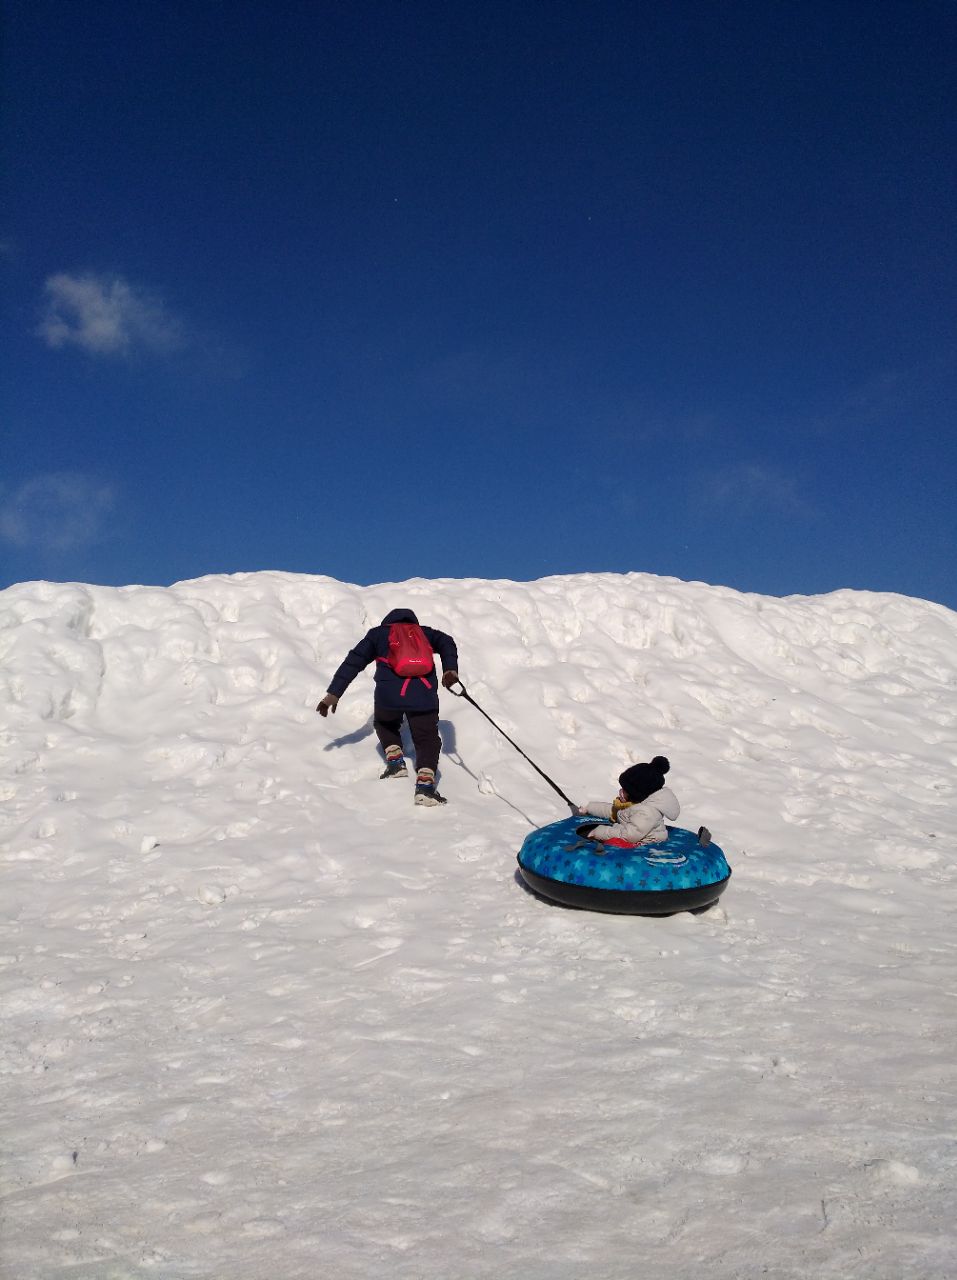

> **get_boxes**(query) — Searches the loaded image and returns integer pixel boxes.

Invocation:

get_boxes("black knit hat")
[618,755,670,803]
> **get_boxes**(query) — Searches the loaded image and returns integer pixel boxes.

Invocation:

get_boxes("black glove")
[317,693,339,717]
[442,670,460,689]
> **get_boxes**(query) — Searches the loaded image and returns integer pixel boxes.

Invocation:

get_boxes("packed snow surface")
[2,570,956,1279]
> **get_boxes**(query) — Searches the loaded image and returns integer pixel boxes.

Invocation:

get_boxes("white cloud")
[37,272,183,356]
[0,473,116,552]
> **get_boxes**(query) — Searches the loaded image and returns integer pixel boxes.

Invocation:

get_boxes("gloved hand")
[441,670,460,689]
[316,693,339,717]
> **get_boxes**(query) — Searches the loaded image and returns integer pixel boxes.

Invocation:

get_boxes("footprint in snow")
[696,1151,750,1176]
[196,884,228,905]
[242,1218,285,1237]
[861,1159,921,1186]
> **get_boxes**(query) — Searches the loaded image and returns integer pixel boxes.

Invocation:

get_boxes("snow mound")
[2,571,956,1279]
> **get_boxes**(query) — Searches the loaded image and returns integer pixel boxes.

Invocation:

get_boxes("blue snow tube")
[517,815,731,915]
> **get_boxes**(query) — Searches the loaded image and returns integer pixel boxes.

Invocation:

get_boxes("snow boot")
[414,768,447,807]
[380,747,408,780]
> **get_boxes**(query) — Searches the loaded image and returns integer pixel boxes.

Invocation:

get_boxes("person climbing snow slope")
[317,608,459,806]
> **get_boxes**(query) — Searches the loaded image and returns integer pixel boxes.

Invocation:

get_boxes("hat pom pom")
[651,755,670,774]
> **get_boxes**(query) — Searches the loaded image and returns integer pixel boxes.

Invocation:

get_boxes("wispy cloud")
[0,473,116,552]
[37,272,183,357]
[810,358,956,437]
[703,462,817,518]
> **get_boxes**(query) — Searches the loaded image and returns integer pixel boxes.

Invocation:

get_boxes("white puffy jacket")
[583,786,680,845]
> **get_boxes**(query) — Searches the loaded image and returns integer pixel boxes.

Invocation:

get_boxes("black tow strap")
[447,680,577,811]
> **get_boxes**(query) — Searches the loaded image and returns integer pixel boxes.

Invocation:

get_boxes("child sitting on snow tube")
[576,755,679,846]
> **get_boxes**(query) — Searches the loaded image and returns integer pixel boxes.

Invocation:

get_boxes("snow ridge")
[2,571,956,1279]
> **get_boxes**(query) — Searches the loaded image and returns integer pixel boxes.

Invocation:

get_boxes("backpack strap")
[397,676,433,697]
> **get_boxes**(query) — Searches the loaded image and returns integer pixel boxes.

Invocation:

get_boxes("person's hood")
[380,608,419,625]
[648,786,680,821]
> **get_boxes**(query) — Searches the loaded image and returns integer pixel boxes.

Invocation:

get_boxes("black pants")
[373,709,441,774]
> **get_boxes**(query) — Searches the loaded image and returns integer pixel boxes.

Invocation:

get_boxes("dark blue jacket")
[327,609,458,714]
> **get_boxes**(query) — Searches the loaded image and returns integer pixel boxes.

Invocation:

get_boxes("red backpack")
[380,622,434,677]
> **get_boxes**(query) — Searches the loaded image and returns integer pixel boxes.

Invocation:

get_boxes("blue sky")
[2,0,955,608]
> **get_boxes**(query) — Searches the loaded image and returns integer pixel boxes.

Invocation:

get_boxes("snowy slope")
[2,571,956,1280]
